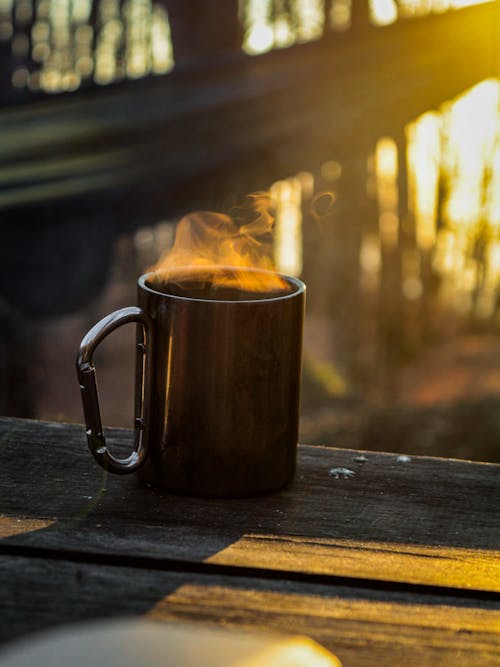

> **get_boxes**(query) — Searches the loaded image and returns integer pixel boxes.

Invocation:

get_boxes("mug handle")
[76,306,152,474]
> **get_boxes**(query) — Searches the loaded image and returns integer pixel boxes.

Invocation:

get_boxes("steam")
[149,193,287,292]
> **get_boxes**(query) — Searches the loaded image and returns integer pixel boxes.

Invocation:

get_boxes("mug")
[76,267,305,497]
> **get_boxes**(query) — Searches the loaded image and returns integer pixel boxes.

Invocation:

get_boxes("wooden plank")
[1,418,499,592]
[0,4,496,220]
[0,555,498,667]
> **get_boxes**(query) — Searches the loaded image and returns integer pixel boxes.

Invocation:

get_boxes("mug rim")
[139,268,305,304]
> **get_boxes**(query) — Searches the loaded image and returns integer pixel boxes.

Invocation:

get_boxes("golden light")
[294,0,324,43]
[0,515,55,537]
[360,233,382,292]
[406,112,441,251]
[144,581,498,667]
[242,0,324,54]
[202,534,500,591]
[321,160,342,183]
[149,194,288,293]
[242,0,275,55]
[449,0,493,7]
[488,148,500,227]
[329,0,351,30]
[72,0,91,23]
[371,0,494,21]
[244,22,274,54]
[369,0,398,25]
[375,137,399,249]
[442,79,499,230]
[271,177,305,278]
[433,228,457,274]
[375,137,397,179]
[402,249,423,300]
[430,79,500,313]
[273,15,294,49]
[230,637,341,667]
[397,0,432,17]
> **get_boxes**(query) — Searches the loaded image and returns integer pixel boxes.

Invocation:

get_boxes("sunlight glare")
[407,112,441,250]
[488,148,500,227]
[274,14,294,48]
[245,22,274,54]
[294,0,324,42]
[375,137,399,249]
[243,0,324,54]
[243,0,274,54]
[151,6,173,73]
[272,176,305,277]
[370,0,398,25]
[442,79,499,230]
[450,0,492,7]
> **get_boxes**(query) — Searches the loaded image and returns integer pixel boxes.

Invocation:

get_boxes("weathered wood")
[0,4,495,223]
[1,417,498,593]
[1,555,498,667]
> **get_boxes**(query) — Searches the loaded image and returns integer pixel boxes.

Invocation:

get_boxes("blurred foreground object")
[0,619,341,667]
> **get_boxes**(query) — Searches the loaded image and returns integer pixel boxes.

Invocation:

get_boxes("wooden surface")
[1,417,499,666]
[2,555,499,667]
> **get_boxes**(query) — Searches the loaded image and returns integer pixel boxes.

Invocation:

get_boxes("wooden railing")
[1,3,497,211]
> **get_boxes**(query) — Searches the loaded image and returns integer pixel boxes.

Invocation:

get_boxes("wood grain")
[1,555,499,667]
[1,418,499,593]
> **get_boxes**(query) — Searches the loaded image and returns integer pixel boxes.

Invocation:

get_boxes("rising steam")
[149,193,287,292]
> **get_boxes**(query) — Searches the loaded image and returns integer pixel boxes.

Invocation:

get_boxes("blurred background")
[0,0,499,461]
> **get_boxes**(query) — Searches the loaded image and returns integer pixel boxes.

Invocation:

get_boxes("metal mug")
[76,267,305,497]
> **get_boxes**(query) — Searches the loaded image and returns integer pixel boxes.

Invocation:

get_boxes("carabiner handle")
[76,306,152,474]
